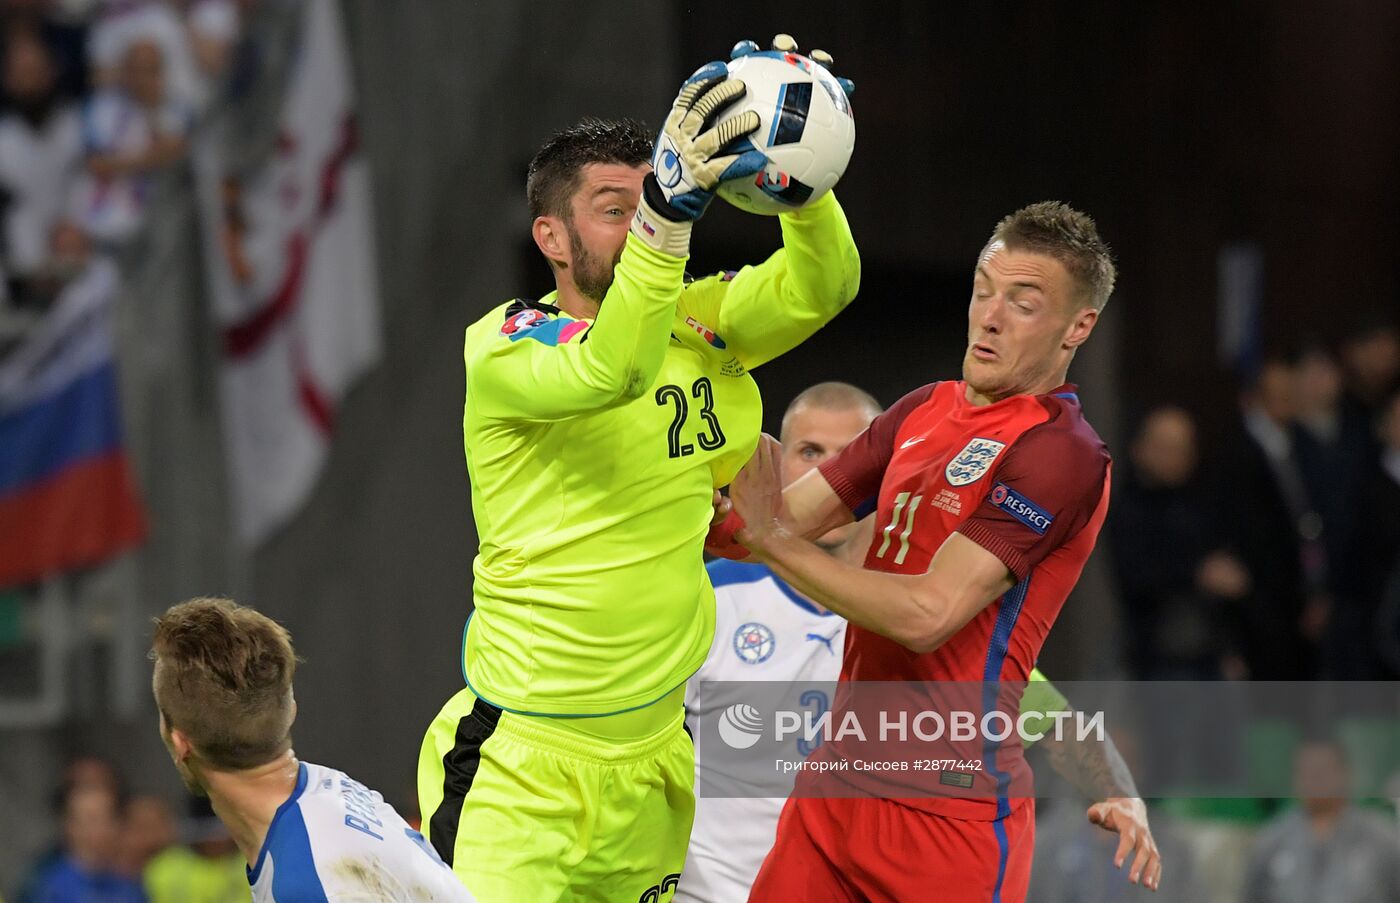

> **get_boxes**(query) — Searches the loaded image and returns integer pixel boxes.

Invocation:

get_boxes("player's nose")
[976,296,1004,333]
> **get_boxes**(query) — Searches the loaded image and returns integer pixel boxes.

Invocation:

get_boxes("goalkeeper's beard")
[569,225,623,306]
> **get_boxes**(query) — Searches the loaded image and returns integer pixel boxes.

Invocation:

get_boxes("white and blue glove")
[631,62,767,256]
[731,33,856,97]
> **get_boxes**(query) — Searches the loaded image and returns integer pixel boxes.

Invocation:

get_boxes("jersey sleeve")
[465,232,685,422]
[1018,667,1070,746]
[676,191,859,370]
[818,384,937,518]
[956,421,1110,581]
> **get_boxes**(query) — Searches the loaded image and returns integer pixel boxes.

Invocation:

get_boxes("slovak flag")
[0,259,147,588]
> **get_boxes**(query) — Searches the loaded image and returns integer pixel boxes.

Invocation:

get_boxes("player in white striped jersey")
[682,383,1157,902]
[151,597,474,902]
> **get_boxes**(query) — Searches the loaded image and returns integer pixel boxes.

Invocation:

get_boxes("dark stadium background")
[2,0,1396,897]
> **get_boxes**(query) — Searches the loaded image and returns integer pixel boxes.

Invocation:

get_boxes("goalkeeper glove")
[631,62,767,256]
[731,34,856,97]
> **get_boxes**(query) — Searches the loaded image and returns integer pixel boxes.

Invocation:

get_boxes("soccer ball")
[714,51,856,215]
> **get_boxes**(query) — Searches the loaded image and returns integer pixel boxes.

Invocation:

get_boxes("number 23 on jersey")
[655,376,727,458]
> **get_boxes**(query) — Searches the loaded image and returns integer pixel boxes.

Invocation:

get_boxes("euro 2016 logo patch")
[990,483,1054,535]
[499,308,547,336]
[734,622,775,664]
[945,438,1007,487]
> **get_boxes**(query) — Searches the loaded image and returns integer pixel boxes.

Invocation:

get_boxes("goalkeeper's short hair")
[526,118,653,221]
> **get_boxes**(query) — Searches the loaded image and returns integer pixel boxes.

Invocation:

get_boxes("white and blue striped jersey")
[248,761,475,902]
[680,560,847,903]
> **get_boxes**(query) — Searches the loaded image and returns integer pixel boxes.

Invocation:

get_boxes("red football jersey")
[813,380,1111,818]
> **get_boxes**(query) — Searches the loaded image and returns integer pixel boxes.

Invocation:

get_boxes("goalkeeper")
[417,36,861,902]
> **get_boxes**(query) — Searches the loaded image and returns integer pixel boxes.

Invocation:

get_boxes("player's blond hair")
[151,597,298,771]
[988,201,1117,311]
[781,382,883,442]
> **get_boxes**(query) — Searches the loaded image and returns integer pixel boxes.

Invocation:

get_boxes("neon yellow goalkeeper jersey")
[461,193,859,716]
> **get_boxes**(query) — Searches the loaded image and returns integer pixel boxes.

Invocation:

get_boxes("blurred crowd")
[12,756,247,903]
[10,753,430,903]
[1111,323,1400,682]
[1031,734,1400,903]
[0,0,250,340]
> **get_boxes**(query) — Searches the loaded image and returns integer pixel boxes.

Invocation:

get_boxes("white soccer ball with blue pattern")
[713,50,855,215]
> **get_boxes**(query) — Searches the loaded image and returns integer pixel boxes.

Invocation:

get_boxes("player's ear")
[532,216,571,272]
[1062,306,1098,350]
[169,728,194,763]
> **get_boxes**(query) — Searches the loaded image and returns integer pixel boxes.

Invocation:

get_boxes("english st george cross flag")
[197,0,381,545]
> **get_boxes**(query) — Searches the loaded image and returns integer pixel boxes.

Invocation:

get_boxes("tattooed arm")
[1040,724,1139,800]
[1038,726,1161,891]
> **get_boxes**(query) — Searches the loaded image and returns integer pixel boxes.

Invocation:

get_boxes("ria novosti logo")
[716,703,1105,749]
[718,704,765,749]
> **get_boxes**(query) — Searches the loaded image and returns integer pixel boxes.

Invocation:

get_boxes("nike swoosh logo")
[900,437,925,449]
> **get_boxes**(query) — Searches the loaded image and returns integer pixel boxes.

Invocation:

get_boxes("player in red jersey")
[728,202,1161,901]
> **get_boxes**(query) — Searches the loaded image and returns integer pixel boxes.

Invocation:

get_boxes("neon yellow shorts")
[417,686,695,902]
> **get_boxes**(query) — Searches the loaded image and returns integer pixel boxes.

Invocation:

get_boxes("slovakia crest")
[733,622,775,664]
[945,437,1006,487]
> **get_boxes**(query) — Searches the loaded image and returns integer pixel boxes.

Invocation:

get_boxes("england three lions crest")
[945,438,1007,486]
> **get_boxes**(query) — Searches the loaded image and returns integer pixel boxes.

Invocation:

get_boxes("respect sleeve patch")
[989,482,1053,535]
